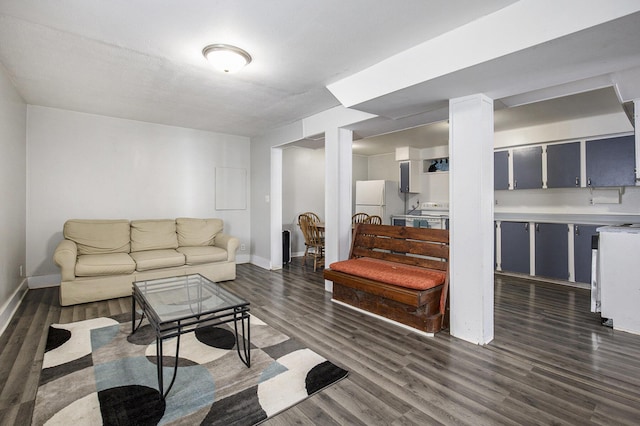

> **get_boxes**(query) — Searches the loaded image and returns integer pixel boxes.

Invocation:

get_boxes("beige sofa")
[54,218,239,306]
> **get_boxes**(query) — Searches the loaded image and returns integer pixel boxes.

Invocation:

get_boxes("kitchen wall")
[281,148,369,256]
[0,64,27,330]
[358,112,638,219]
[26,106,251,282]
[494,113,637,218]
[365,151,449,216]
[282,146,325,255]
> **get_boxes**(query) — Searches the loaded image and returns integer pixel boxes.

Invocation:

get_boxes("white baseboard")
[0,279,29,337]
[27,273,60,289]
[236,254,251,264]
[249,255,271,270]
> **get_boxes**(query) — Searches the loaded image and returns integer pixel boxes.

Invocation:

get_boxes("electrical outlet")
[240,244,246,251]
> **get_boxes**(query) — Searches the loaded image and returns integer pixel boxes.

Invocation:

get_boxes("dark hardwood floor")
[2,258,640,425]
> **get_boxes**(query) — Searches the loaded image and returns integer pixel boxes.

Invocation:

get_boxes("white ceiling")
[1,1,639,147]
[0,0,516,137]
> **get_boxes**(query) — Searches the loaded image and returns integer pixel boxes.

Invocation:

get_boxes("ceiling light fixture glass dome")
[202,44,252,73]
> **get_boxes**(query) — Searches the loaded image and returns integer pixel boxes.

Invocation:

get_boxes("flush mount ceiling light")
[202,44,252,73]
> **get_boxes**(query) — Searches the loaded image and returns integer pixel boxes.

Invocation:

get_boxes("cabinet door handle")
[524,223,529,231]
[587,177,591,187]
[575,225,580,235]
[514,180,518,189]
[535,224,539,232]
[575,177,579,187]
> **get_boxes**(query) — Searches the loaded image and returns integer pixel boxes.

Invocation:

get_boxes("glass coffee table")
[131,274,250,399]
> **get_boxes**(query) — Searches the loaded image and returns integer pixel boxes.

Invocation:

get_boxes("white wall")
[367,153,398,181]
[26,106,251,280]
[352,154,369,212]
[0,64,27,323]
[282,146,325,255]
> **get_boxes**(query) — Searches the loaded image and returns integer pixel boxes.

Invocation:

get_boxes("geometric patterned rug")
[32,313,348,425]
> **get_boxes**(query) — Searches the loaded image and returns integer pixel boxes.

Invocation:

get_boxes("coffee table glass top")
[133,274,248,325]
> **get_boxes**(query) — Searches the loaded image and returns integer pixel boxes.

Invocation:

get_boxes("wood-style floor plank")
[2,259,640,425]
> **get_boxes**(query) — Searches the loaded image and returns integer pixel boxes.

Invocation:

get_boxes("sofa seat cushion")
[328,257,446,290]
[130,249,185,271]
[177,246,227,265]
[75,253,136,277]
[131,220,179,252]
[176,218,223,246]
[64,219,131,255]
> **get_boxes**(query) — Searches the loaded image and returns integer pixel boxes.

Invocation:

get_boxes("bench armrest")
[54,239,77,281]
[214,233,240,262]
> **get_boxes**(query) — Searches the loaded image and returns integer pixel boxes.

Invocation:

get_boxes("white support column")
[449,94,495,345]
[270,147,283,269]
[635,99,640,185]
[324,128,353,292]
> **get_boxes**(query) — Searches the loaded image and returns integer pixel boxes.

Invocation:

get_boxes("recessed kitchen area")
[283,86,640,335]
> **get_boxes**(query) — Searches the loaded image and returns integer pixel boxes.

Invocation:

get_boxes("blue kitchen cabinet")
[513,146,543,189]
[547,142,581,188]
[534,223,569,280]
[574,224,600,284]
[500,221,530,274]
[586,135,636,187]
[494,151,510,190]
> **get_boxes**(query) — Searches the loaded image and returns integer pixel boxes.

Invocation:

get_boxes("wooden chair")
[298,212,321,250]
[301,211,321,223]
[298,214,324,271]
[367,215,382,225]
[352,212,370,225]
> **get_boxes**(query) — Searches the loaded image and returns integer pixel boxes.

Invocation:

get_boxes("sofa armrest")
[54,239,78,281]
[214,233,240,262]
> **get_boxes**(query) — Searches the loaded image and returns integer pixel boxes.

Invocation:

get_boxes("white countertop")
[597,224,640,234]
[494,212,640,225]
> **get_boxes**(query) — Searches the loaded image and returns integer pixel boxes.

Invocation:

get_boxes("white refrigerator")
[355,180,404,225]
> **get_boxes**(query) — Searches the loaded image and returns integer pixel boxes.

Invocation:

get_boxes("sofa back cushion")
[64,219,131,255]
[176,218,223,246]
[130,219,178,252]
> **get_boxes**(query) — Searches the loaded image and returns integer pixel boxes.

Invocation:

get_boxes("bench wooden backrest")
[350,223,449,271]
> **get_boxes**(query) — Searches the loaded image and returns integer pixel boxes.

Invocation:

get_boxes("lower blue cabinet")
[534,223,569,280]
[500,221,530,274]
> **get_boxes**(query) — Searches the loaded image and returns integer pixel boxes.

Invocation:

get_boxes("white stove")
[392,202,449,229]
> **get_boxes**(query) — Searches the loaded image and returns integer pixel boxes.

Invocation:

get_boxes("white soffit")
[327,0,640,114]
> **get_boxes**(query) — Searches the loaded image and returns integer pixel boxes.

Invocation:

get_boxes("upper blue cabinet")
[547,142,581,188]
[513,146,542,189]
[494,151,509,190]
[586,135,636,187]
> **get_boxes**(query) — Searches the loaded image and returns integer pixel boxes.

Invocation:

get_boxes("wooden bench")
[323,223,449,334]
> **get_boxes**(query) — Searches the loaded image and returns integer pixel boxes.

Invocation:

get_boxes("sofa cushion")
[130,220,178,252]
[176,218,223,246]
[328,257,446,290]
[75,253,136,277]
[130,249,185,271]
[176,246,228,265]
[64,219,131,255]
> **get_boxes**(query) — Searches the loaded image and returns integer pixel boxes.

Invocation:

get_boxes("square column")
[449,94,494,344]
[324,128,353,292]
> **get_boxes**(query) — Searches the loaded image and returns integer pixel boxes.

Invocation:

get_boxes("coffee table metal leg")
[233,311,251,367]
[131,296,135,334]
[130,295,145,334]
[156,329,182,400]
[157,336,163,400]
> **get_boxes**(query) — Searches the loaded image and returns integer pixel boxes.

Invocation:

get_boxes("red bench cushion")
[328,257,445,290]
